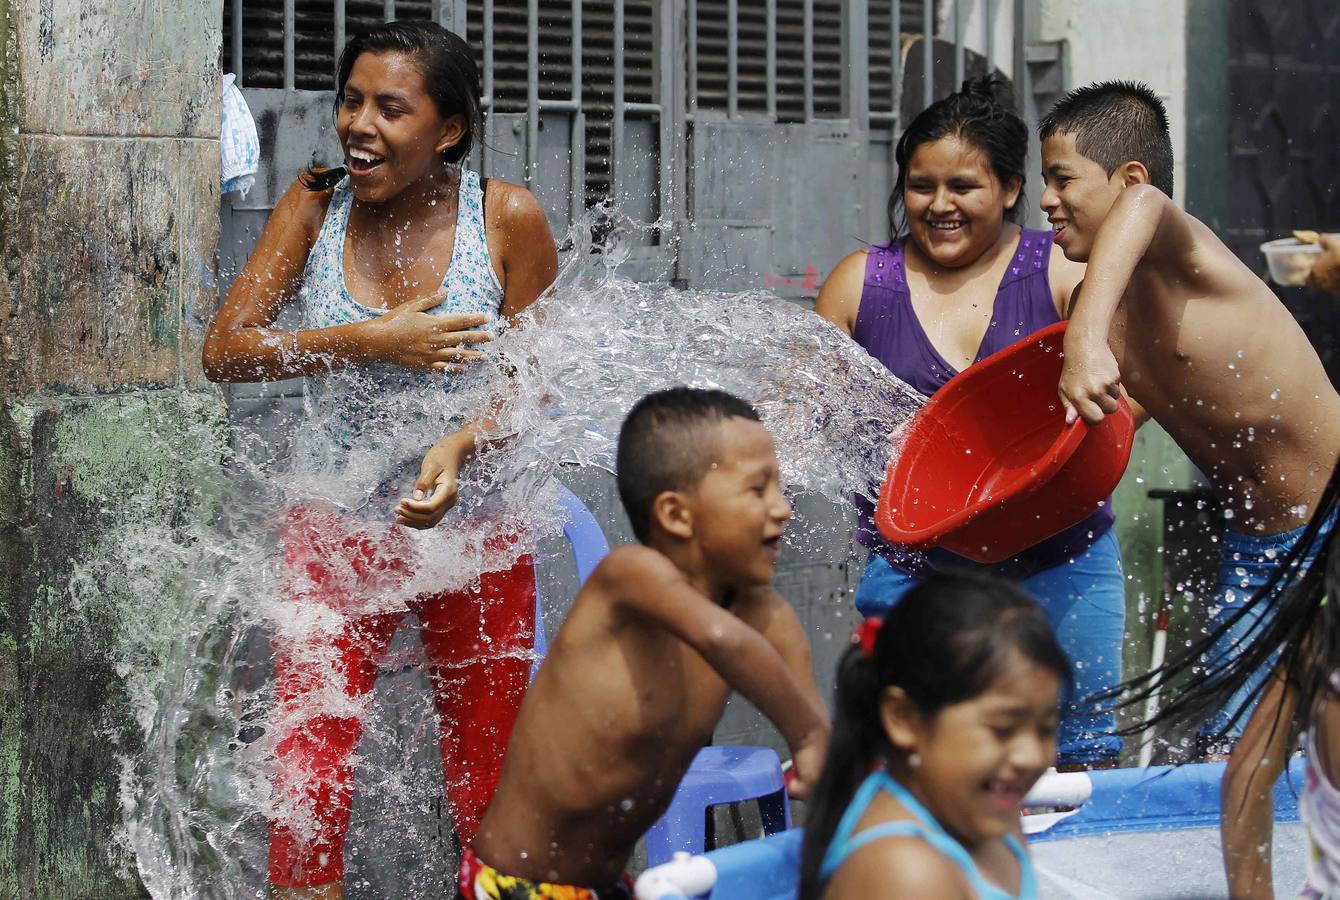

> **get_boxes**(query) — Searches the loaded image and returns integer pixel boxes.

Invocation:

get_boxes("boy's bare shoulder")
[1128,186,1205,270]
[596,543,676,575]
[729,584,791,617]
[591,544,686,595]
[1167,204,1270,298]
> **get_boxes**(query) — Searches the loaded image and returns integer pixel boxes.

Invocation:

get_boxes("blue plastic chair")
[534,485,792,868]
[531,482,612,672]
[643,745,791,868]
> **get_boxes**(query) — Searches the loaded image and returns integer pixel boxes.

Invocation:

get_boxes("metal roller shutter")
[465,1,657,204]
[221,1,931,200]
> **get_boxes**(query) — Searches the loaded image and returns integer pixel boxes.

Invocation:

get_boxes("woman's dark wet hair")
[1098,457,1340,760]
[301,20,482,191]
[798,572,1071,899]
[889,74,1029,241]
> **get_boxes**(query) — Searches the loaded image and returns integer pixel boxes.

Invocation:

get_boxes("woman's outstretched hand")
[367,288,493,371]
[395,432,471,529]
[1308,234,1340,298]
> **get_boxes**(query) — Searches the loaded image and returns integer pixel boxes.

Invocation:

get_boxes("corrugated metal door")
[213,8,1044,873]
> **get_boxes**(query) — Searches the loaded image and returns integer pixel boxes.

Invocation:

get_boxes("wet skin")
[336,50,474,310]
[203,49,557,386]
[472,418,830,887]
[1042,131,1340,535]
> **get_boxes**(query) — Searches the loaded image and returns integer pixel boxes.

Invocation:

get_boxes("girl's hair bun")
[958,73,1017,114]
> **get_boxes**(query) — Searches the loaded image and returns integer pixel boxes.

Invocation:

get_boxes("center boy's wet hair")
[616,387,761,543]
[1038,80,1175,197]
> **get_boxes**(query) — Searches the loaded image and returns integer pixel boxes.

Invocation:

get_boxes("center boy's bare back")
[1105,204,1340,532]
[472,546,812,887]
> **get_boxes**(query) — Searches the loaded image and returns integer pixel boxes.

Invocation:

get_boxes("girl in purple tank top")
[816,76,1126,766]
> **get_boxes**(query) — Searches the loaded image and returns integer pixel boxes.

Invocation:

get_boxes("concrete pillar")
[0,0,226,895]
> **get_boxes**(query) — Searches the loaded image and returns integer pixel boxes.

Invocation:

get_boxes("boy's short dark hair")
[616,387,762,542]
[1039,80,1174,197]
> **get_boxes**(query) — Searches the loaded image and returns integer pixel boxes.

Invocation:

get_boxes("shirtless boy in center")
[457,387,830,899]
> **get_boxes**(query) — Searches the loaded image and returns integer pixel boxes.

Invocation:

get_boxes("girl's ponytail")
[958,73,1016,112]
[299,165,348,192]
[889,73,1030,240]
[798,643,886,900]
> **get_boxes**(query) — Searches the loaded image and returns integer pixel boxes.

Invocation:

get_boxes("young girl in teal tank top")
[800,573,1071,899]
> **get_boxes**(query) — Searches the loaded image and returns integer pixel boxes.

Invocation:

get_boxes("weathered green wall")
[2,0,27,894]
[0,0,226,895]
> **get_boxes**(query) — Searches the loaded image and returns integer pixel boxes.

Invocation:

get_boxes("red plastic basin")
[875,321,1135,564]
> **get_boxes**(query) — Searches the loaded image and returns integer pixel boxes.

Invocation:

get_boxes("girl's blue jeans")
[854,528,1127,765]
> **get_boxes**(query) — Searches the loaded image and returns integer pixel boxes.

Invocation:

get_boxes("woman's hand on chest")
[362,287,492,371]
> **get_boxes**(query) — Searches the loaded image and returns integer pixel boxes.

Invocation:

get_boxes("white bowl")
[1260,237,1323,286]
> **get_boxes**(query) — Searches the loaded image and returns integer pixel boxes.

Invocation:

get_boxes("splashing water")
[102,212,924,897]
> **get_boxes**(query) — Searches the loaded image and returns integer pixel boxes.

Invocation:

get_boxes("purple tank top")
[853,228,1115,578]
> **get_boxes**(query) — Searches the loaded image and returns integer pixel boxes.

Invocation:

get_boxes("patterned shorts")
[458,846,633,900]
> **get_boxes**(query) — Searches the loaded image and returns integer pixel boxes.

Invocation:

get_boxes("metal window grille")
[224,0,463,89]
[222,1,1046,277]
[691,0,841,121]
[463,1,659,205]
[688,2,927,124]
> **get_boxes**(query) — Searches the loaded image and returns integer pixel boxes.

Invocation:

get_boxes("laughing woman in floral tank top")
[203,21,557,898]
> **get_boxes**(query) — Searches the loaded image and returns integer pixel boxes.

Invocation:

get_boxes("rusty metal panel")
[863,135,896,242]
[531,114,578,227]
[770,122,868,293]
[690,120,776,220]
